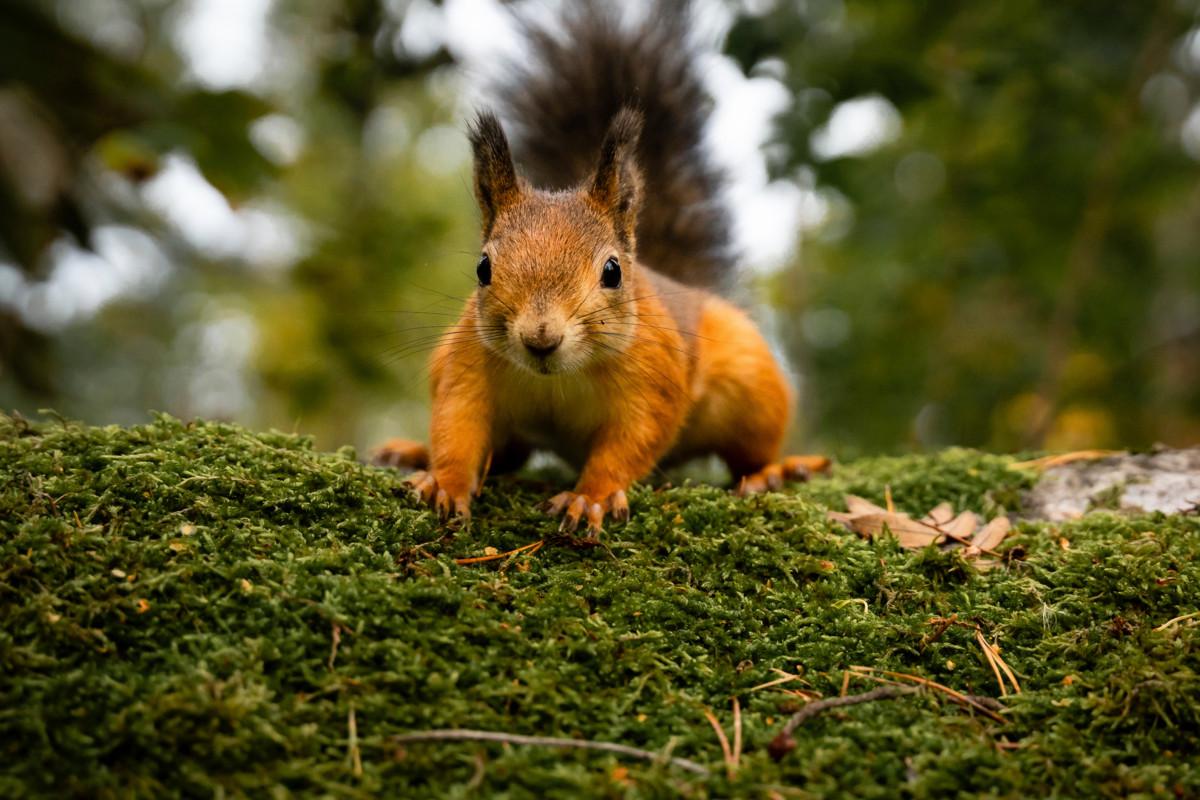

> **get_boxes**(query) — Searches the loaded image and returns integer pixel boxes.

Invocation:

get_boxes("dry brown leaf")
[845,495,890,516]
[942,511,980,541]
[850,513,945,548]
[831,495,1012,557]
[827,511,857,527]
[972,517,1012,552]
[922,502,955,526]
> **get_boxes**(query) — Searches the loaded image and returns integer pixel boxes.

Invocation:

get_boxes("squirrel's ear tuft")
[589,107,644,252]
[469,111,520,237]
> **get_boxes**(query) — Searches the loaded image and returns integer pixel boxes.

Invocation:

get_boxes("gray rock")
[1022,448,1200,521]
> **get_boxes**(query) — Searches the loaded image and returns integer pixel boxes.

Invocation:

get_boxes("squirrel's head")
[466,108,644,376]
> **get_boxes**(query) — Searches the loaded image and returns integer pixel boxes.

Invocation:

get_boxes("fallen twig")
[454,539,544,565]
[850,666,1006,723]
[768,686,918,761]
[392,729,710,776]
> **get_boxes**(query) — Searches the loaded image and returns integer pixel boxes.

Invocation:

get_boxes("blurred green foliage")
[0,0,1198,455]
[731,1,1200,453]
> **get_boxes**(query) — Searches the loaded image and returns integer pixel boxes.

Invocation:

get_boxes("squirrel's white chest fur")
[492,367,610,469]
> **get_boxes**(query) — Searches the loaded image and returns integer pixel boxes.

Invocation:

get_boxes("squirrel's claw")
[609,490,630,522]
[406,470,471,521]
[545,489,629,537]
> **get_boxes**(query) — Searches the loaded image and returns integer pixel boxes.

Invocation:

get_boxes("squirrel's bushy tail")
[491,0,736,291]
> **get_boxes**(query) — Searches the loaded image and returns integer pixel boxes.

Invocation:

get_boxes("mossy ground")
[2,413,1198,798]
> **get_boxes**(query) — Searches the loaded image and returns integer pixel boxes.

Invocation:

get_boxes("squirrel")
[372,0,827,534]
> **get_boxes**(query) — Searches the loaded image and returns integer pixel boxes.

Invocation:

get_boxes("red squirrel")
[373,0,828,534]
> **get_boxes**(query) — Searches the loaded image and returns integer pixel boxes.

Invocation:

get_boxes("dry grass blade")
[975,630,1022,695]
[455,539,544,565]
[748,668,807,693]
[885,485,895,514]
[1153,611,1200,631]
[1008,450,1121,471]
[732,698,742,770]
[976,629,1009,696]
[328,623,342,671]
[703,708,735,778]
[347,705,362,777]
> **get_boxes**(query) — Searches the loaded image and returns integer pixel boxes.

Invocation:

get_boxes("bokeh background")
[2,0,1198,458]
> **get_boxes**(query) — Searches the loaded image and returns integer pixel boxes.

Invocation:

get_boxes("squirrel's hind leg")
[686,297,832,493]
[370,438,429,470]
[733,455,832,496]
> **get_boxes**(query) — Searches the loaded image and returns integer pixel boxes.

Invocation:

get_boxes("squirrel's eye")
[476,254,491,287]
[601,256,621,289]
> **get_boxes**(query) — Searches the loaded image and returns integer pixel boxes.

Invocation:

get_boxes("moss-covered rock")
[1,413,1197,798]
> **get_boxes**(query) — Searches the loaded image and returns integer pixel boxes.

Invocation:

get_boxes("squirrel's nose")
[522,329,563,358]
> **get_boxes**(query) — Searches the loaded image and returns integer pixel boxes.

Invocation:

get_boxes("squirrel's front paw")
[406,470,472,521]
[543,489,629,536]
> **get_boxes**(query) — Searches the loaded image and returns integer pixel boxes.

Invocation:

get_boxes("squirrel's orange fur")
[373,2,826,534]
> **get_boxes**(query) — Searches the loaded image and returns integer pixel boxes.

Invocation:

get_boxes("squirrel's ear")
[589,108,644,252]
[469,111,520,237]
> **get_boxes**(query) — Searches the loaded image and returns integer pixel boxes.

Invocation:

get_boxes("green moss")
[1,413,1197,798]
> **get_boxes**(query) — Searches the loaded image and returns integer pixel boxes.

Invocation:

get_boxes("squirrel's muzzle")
[522,327,563,359]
